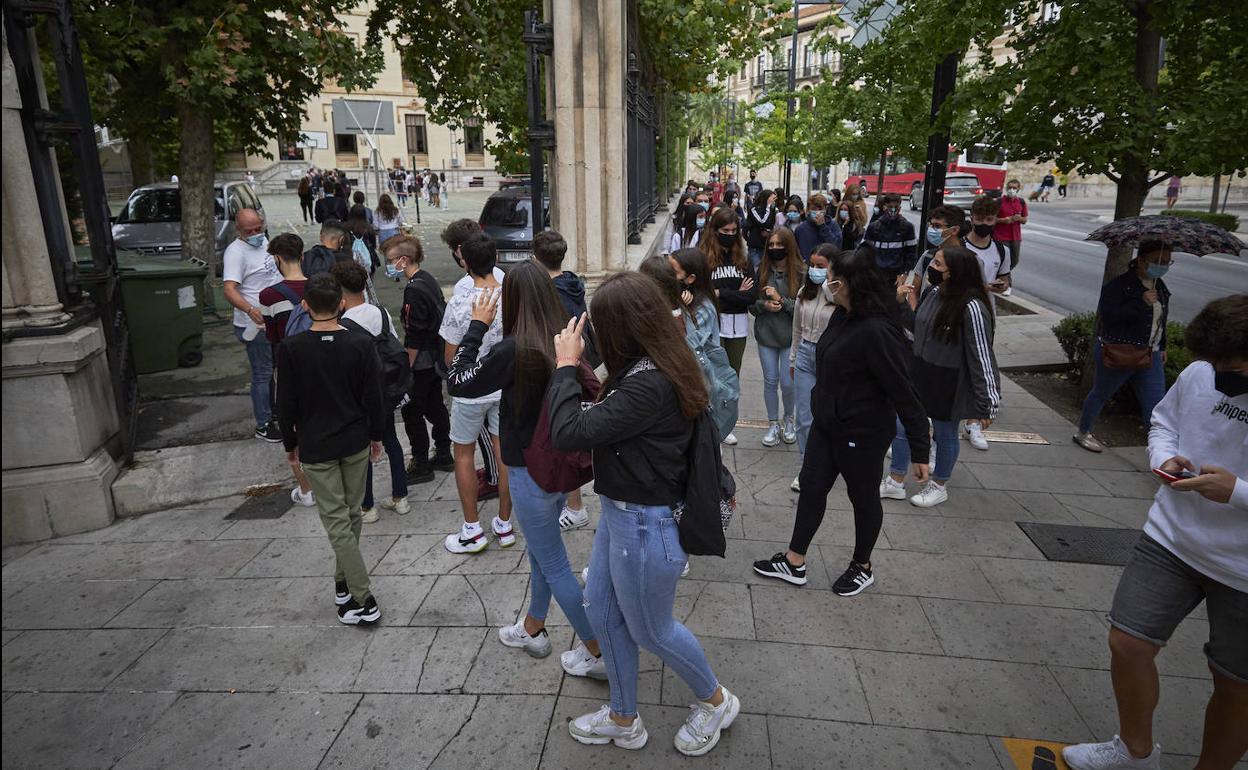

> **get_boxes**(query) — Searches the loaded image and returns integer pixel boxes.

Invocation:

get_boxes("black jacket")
[314,195,349,224]
[551,271,586,318]
[445,321,539,467]
[547,359,692,505]
[401,270,445,359]
[1097,269,1171,350]
[813,311,930,462]
[710,261,758,315]
[746,202,775,250]
[863,213,918,273]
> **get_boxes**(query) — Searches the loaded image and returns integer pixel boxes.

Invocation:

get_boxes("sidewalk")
[5,325,1235,770]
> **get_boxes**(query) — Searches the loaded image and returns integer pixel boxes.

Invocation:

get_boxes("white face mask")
[1005,188,1019,197]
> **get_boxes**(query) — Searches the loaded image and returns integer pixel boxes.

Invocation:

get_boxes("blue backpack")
[271,282,312,338]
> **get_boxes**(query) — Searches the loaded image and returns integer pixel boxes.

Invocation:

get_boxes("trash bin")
[78,257,207,374]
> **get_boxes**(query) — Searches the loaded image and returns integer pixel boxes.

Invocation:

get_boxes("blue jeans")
[587,496,718,717]
[747,246,762,272]
[363,410,408,509]
[757,344,795,423]
[890,416,959,482]
[794,340,817,456]
[1079,340,1165,434]
[234,326,273,428]
[378,227,399,244]
[507,466,596,643]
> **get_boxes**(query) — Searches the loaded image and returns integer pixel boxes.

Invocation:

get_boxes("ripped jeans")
[585,496,719,717]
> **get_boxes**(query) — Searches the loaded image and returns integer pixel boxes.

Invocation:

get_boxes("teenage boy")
[793,192,842,262]
[382,234,450,485]
[905,204,966,294]
[276,273,385,625]
[438,233,514,554]
[863,192,918,284]
[1062,295,1248,770]
[994,178,1029,292]
[442,219,503,499]
[743,171,763,200]
[962,195,1012,453]
[303,220,352,277]
[259,233,316,508]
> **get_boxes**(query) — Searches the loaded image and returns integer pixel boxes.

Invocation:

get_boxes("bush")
[1163,209,1240,232]
[1051,312,1192,392]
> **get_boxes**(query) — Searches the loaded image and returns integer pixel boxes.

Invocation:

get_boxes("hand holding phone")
[1152,467,1197,484]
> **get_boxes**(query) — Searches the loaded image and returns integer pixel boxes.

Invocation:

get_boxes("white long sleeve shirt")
[1144,361,1248,592]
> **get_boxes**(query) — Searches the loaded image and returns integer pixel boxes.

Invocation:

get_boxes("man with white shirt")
[223,208,282,441]
[960,196,1011,452]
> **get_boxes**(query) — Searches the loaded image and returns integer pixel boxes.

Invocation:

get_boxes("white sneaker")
[761,422,781,447]
[444,522,488,554]
[674,686,740,757]
[568,705,648,750]
[361,506,380,524]
[1062,735,1161,770]
[780,417,797,444]
[790,475,801,492]
[379,496,410,515]
[909,480,949,508]
[498,620,552,658]
[681,561,691,578]
[561,642,607,679]
[581,566,589,584]
[722,432,738,446]
[885,445,892,459]
[879,476,906,500]
[558,506,589,531]
[492,516,516,548]
[290,487,315,507]
[1001,286,1012,297]
[966,422,990,451]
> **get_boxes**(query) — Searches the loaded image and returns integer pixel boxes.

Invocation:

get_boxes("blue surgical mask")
[698,201,710,211]
[1146,263,1170,279]
[244,234,265,248]
[807,267,827,285]
[385,262,404,280]
[808,211,822,223]
[786,211,801,223]
[695,217,706,229]
[927,226,944,246]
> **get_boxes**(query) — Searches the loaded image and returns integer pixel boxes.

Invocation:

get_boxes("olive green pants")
[303,447,371,603]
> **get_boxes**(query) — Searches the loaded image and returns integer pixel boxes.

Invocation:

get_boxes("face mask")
[807,267,827,284]
[786,211,801,223]
[927,266,945,286]
[695,217,706,230]
[926,227,944,246]
[717,232,738,249]
[972,223,993,237]
[838,210,849,220]
[808,211,822,223]
[385,262,404,280]
[1214,370,1248,398]
[767,247,787,261]
[884,208,899,218]
[698,201,710,211]
[1005,188,1019,198]
[244,234,265,248]
[1146,263,1170,279]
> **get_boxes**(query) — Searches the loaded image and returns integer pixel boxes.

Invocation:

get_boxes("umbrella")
[1085,214,1245,257]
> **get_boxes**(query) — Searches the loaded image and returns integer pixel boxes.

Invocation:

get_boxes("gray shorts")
[449,397,500,445]
[1109,534,1248,683]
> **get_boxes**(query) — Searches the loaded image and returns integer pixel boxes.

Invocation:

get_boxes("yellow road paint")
[999,737,1073,770]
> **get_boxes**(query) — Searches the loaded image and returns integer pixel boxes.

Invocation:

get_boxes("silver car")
[110,181,266,259]
[908,172,983,211]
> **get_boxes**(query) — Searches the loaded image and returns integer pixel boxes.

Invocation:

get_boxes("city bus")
[844,144,1008,196]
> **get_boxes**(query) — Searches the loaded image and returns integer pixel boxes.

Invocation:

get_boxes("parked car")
[478,186,550,268]
[908,172,983,211]
[110,180,266,260]
[497,175,531,190]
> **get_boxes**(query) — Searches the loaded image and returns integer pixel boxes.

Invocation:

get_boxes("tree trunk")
[178,104,217,284]
[128,135,154,187]
[1209,172,1221,214]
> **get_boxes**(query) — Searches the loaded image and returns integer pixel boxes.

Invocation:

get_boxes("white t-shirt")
[439,285,503,403]
[453,268,506,296]
[964,237,1011,285]
[342,302,399,339]
[375,212,403,230]
[222,237,281,327]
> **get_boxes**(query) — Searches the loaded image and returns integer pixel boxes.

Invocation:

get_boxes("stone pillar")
[550,0,627,283]
[2,18,121,543]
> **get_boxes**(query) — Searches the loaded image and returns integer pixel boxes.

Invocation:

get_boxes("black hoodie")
[551,271,587,318]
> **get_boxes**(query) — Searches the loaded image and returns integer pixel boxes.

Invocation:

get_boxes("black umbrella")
[1085,214,1245,257]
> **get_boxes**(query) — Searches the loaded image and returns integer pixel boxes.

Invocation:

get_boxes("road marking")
[999,737,1073,770]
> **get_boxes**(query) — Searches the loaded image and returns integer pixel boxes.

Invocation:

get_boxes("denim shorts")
[449,397,500,445]
[1109,534,1248,683]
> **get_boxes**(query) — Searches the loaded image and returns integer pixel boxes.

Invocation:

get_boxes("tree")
[76,0,382,280]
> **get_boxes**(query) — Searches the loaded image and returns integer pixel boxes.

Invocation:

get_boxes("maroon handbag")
[523,361,601,493]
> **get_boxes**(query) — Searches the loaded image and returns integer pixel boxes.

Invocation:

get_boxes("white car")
[909,172,984,211]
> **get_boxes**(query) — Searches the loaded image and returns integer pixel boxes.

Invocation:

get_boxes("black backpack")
[672,410,737,557]
[341,311,412,409]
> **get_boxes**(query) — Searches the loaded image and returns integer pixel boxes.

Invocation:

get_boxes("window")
[803,45,812,75]
[405,114,428,155]
[334,133,358,154]
[1041,2,1060,21]
[463,118,484,156]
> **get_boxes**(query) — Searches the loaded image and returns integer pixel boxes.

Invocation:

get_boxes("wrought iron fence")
[626,53,661,245]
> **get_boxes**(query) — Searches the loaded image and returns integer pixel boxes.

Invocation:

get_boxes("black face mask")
[927,267,945,286]
[972,223,993,237]
[767,247,787,261]
[717,232,738,249]
[1214,370,1248,398]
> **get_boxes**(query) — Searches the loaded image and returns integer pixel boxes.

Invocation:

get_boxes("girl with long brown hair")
[698,205,755,445]
[751,226,803,448]
[548,273,740,757]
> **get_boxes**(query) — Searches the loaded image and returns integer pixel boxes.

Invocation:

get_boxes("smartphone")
[1152,468,1197,484]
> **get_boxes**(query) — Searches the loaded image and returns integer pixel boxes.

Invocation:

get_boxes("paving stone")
[317,693,479,768]
[962,463,1111,496]
[731,446,804,478]
[417,627,487,692]
[854,650,1092,741]
[0,544,37,566]
[883,514,1044,559]
[113,692,358,770]
[977,557,1123,611]
[50,504,237,544]
[1083,469,1161,500]
[752,584,941,654]
[542,695,771,769]
[998,441,1139,471]
[462,626,573,694]
[768,715,1004,770]
[0,539,268,583]
[660,636,869,722]
[694,539,833,590]
[352,627,438,691]
[1,631,21,647]
[734,472,816,509]
[426,695,555,770]
[680,581,756,641]
[2,579,157,629]
[880,488,1033,522]
[410,573,530,627]
[921,598,1109,668]
[2,629,166,691]
[820,545,1000,602]
[2,692,179,769]
[233,535,397,578]
[1050,492,1151,529]
[373,533,528,575]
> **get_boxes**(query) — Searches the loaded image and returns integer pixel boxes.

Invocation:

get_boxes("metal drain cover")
[1017,522,1138,566]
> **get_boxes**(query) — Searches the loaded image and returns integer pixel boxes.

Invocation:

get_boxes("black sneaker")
[832,561,874,597]
[429,449,455,472]
[255,421,283,443]
[405,460,435,484]
[334,581,350,606]
[338,594,381,625]
[752,552,807,586]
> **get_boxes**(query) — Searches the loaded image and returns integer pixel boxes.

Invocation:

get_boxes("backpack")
[271,282,312,338]
[672,410,736,558]
[522,360,601,493]
[301,246,336,277]
[340,311,412,409]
